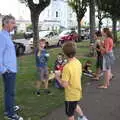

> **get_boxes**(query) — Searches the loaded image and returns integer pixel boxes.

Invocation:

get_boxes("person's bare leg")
[75,105,88,120]
[68,116,75,120]
[104,70,111,87]
[75,105,84,116]
[44,80,48,89]
[93,68,101,80]
[35,80,41,90]
[109,69,113,80]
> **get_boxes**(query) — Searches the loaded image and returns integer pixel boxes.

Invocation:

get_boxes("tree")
[96,4,111,32]
[96,0,120,42]
[88,0,96,56]
[26,24,33,32]
[89,0,95,44]
[19,0,51,48]
[68,0,89,41]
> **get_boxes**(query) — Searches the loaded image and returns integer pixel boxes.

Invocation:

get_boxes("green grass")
[0,41,96,120]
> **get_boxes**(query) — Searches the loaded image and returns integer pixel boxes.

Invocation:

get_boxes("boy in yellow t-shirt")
[55,42,88,120]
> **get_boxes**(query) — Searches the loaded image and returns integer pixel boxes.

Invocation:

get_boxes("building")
[0,0,77,32]
[16,19,31,33]
[39,0,77,31]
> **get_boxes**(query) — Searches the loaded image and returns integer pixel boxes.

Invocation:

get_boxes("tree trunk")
[89,0,95,43]
[89,0,96,56]
[77,18,81,42]
[98,19,102,32]
[112,17,117,43]
[31,11,39,49]
[98,10,102,31]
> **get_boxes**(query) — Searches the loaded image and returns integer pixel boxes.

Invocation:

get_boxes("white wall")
[39,0,77,30]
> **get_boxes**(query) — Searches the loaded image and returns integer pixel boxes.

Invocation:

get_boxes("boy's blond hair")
[37,39,46,56]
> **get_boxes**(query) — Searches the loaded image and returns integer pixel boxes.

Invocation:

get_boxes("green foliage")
[68,0,89,19]
[14,32,24,39]
[96,0,120,18]
[26,24,33,32]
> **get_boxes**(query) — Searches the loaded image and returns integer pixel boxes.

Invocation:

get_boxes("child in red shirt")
[54,53,67,88]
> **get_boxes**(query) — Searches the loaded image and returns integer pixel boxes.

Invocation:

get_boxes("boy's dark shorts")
[65,101,78,117]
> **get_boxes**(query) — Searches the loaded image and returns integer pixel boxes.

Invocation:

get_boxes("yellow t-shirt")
[62,58,82,101]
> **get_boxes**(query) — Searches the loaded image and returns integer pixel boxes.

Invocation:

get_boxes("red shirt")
[102,37,113,54]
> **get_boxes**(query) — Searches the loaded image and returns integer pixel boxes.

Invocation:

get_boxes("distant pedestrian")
[55,42,88,120]
[93,31,103,80]
[99,28,115,89]
[35,39,51,95]
[83,60,95,77]
[0,15,23,120]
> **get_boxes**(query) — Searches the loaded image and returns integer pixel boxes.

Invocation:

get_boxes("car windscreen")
[39,31,51,38]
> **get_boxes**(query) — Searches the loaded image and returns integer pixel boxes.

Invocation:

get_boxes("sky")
[0,0,30,20]
[0,0,112,27]
[0,0,89,22]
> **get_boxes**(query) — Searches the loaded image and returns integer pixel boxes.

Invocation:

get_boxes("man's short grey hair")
[2,15,15,27]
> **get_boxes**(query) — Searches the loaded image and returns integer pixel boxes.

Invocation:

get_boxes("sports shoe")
[83,72,93,77]
[14,105,20,112]
[78,116,88,120]
[4,106,20,116]
[4,114,23,120]
[44,89,52,95]
[35,91,40,96]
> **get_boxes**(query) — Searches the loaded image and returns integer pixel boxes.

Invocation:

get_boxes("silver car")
[29,31,59,48]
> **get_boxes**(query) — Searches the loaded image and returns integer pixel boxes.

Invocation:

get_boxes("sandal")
[92,77,99,80]
[98,85,108,89]
[110,75,114,80]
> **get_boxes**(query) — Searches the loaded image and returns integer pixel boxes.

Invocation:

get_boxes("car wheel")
[45,42,49,48]
[57,40,63,47]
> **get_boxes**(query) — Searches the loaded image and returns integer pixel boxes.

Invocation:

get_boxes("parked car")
[24,32,33,39]
[58,30,79,46]
[29,31,59,48]
[13,41,25,57]
[81,28,90,40]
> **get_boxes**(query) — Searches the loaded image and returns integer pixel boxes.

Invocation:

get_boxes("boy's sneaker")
[4,106,20,116]
[78,116,88,120]
[4,114,23,120]
[35,91,40,96]
[83,72,93,77]
[44,89,52,95]
[14,105,20,112]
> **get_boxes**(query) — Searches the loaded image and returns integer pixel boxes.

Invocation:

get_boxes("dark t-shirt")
[96,44,102,56]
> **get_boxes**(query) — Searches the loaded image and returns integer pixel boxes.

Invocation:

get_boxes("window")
[56,11,58,17]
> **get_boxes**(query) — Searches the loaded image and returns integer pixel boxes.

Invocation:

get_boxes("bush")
[14,32,24,39]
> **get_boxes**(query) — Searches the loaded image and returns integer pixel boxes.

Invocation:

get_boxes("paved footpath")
[41,48,120,120]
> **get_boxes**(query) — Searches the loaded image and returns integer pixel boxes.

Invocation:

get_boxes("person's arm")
[0,35,7,74]
[55,66,69,88]
[100,39,109,53]
[96,45,101,52]
[55,74,69,88]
